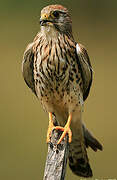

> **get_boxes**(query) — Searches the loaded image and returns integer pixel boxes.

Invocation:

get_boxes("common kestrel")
[22,4,103,177]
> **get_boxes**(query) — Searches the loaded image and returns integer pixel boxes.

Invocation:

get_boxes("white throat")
[41,26,58,41]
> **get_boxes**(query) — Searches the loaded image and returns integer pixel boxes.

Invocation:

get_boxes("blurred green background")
[0,0,117,179]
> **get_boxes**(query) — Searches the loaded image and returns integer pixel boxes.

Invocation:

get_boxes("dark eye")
[53,11,59,18]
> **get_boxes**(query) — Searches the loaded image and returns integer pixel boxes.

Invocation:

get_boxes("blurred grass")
[0,0,117,179]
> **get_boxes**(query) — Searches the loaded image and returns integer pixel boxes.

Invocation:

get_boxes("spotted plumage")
[22,4,103,177]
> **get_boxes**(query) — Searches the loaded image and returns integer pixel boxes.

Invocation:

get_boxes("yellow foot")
[54,125,72,144]
[46,125,55,143]
[46,112,55,143]
[46,112,72,144]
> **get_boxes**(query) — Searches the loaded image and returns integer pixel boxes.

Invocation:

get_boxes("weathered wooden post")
[43,129,69,180]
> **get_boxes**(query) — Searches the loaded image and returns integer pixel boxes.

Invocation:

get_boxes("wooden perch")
[43,129,69,180]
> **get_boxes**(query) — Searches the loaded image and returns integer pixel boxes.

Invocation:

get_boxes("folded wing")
[76,43,93,101]
[22,43,36,95]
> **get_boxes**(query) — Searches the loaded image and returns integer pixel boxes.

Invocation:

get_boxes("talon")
[46,127,54,143]
[46,113,72,144]
[54,113,72,144]
[54,125,72,144]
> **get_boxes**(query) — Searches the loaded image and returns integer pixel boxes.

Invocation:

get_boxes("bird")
[22,4,103,177]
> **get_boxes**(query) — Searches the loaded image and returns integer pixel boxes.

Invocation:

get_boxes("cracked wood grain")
[43,129,69,180]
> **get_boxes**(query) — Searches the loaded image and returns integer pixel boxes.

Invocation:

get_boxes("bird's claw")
[47,112,72,144]
[46,124,55,143]
[53,125,72,144]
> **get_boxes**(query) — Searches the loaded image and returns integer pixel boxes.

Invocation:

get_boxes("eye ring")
[52,11,59,18]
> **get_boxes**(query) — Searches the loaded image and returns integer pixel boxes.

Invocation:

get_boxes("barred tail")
[68,124,103,177]
[68,134,93,177]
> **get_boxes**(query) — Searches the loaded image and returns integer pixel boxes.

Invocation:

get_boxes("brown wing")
[22,43,36,95]
[76,43,93,101]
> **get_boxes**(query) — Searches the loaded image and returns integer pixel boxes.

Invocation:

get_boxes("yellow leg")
[46,112,54,143]
[54,113,72,144]
[46,112,72,144]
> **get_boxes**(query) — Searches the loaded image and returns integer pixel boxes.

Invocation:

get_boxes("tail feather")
[82,124,103,151]
[69,156,93,177]
[69,135,93,177]
[69,125,103,177]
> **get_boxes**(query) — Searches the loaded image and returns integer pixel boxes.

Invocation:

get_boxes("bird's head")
[40,5,73,37]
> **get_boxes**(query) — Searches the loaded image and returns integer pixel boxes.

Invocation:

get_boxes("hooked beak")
[40,13,53,26]
[40,19,53,26]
